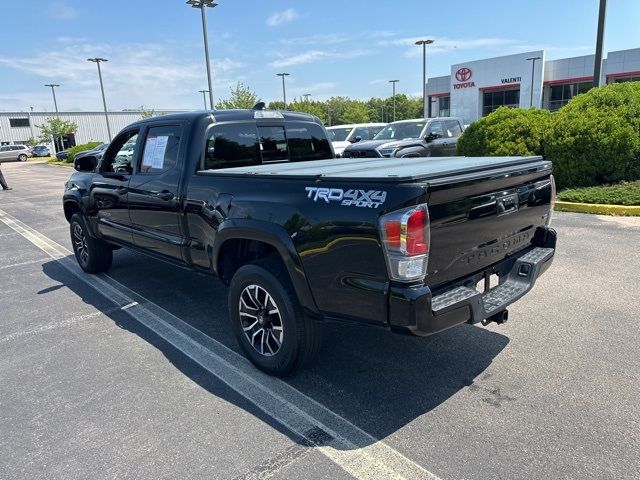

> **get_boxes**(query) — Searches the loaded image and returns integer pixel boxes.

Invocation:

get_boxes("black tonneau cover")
[199,156,547,183]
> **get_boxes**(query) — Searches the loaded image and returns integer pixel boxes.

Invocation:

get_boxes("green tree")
[25,137,38,147]
[288,98,328,122]
[216,82,261,110]
[139,106,165,119]
[341,101,370,124]
[36,117,78,144]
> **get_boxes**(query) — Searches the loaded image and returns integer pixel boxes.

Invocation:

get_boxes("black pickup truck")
[63,109,557,376]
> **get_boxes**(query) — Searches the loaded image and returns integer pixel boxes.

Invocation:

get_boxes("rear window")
[202,120,332,170]
[204,122,260,170]
[285,122,333,162]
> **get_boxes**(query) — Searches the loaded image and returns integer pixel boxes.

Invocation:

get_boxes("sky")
[0,0,639,112]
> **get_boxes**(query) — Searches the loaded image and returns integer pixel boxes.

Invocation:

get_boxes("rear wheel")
[228,258,323,376]
[18,154,27,162]
[70,213,113,273]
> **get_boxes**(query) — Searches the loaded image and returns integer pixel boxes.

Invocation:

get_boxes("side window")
[139,125,181,174]
[204,122,260,170]
[426,121,444,138]
[101,129,139,174]
[258,126,288,163]
[445,120,462,137]
[0,147,7,152]
[369,126,385,138]
[351,127,370,141]
[285,122,333,162]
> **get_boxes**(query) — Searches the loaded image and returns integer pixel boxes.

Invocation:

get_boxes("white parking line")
[0,208,440,480]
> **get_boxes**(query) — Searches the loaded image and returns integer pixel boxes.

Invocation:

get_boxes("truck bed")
[200,156,548,183]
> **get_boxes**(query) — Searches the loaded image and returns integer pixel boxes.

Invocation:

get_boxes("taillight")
[546,175,556,226]
[379,205,430,281]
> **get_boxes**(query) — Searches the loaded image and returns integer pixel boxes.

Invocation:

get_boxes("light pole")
[198,89,209,109]
[389,79,399,121]
[187,0,217,109]
[276,73,290,109]
[381,105,385,123]
[593,0,608,87]
[415,39,434,118]
[87,57,112,141]
[526,56,541,107]
[303,93,311,102]
[44,84,60,118]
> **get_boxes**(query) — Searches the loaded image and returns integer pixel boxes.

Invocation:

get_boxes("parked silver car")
[0,144,32,162]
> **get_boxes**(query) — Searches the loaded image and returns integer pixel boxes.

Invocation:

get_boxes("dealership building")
[426,47,640,124]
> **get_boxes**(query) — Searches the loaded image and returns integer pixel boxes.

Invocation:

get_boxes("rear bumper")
[388,227,557,336]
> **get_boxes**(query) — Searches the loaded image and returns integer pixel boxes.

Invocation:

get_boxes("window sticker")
[142,135,169,169]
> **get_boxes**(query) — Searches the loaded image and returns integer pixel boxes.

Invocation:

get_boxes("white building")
[426,47,640,125]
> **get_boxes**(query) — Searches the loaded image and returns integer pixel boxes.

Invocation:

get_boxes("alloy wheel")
[73,223,89,266]
[239,284,284,356]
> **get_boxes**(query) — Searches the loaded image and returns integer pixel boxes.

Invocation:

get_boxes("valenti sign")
[453,67,475,89]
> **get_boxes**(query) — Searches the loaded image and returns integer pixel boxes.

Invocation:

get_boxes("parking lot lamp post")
[187,0,217,110]
[276,73,290,109]
[87,57,112,141]
[198,90,209,109]
[303,93,311,102]
[415,39,434,118]
[526,56,541,107]
[593,0,608,87]
[389,80,399,121]
[44,84,60,118]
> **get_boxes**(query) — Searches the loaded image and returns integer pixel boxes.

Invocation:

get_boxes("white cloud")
[266,8,299,27]
[0,41,244,111]
[378,36,518,57]
[270,49,369,68]
[48,1,80,20]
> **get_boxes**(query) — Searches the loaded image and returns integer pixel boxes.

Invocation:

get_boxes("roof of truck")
[130,109,321,125]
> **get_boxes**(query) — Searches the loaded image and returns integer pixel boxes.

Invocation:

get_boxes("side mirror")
[424,132,439,143]
[351,136,362,143]
[74,155,97,172]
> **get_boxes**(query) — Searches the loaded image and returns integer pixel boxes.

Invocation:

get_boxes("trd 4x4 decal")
[304,187,387,208]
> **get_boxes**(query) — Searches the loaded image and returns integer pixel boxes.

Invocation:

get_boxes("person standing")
[0,164,11,191]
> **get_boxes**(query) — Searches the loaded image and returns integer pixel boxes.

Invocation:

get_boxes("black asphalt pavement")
[0,160,638,479]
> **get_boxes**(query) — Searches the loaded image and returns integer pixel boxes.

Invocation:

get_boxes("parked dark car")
[56,149,68,161]
[31,145,51,157]
[342,117,464,158]
[63,109,556,376]
[74,143,109,162]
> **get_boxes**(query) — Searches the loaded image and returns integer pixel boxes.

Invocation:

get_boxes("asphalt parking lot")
[1,160,639,480]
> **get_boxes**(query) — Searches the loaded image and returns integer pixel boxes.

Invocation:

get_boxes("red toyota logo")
[455,67,472,82]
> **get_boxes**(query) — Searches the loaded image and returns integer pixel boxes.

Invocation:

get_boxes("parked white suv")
[0,144,32,162]
[326,123,386,157]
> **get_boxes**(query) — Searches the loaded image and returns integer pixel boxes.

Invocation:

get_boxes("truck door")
[424,120,447,156]
[443,120,463,156]
[91,128,140,245]
[127,123,185,260]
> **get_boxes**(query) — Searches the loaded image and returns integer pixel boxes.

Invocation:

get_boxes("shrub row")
[457,82,640,189]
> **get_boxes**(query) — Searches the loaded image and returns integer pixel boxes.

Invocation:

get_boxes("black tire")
[228,258,323,376]
[18,154,27,162]
[70,213,113,274]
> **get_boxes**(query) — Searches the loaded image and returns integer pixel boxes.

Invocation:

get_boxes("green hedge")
[557,181,640,206]
[457,107,552,157]
[545,82,640,189]
[66,141,102,162]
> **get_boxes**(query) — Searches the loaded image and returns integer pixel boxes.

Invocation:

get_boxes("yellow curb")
[555,200,640,216]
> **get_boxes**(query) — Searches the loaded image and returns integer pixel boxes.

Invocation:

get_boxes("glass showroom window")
[482,89,520,116]
[438,96,450,117]
[548,81,593,111]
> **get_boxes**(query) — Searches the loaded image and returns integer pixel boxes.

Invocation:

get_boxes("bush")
[545,82,640,189]
[557,181,640,206]
[457,107,552,157]
[66,141,102,162]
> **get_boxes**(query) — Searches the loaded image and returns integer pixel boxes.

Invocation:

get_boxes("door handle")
[155,191,174,201]
[116,187,128,195]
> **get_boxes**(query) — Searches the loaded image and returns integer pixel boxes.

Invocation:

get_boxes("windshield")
[326,128,352,142]
[373,122,424,140]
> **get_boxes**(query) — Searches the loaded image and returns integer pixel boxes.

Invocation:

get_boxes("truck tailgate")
[425,158,553,288]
